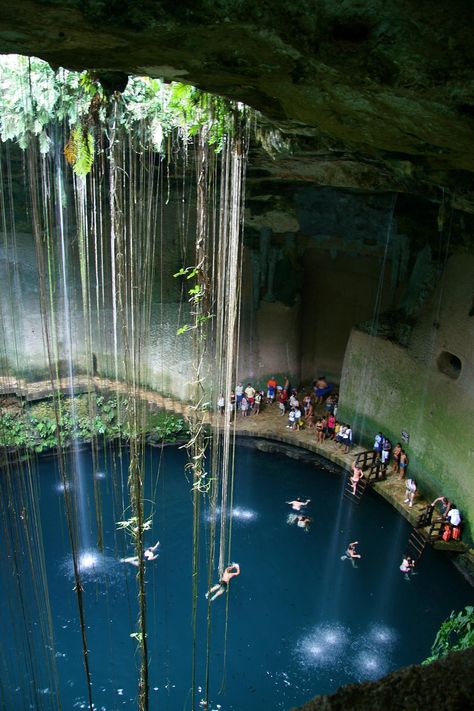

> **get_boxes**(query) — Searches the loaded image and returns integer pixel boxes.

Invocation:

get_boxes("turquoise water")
[0,442,472,710]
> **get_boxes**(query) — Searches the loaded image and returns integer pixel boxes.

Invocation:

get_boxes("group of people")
[373,433,408,477]
[218,377,343,435]
[430,496,463,541]
[371,431,463,538]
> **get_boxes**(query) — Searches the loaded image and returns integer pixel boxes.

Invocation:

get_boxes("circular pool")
[0,442,471,710]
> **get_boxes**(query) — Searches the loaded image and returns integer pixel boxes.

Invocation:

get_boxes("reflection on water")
[54,481,72,493]
[205,504,258,523]
[60,550,121,583]
[295,621,396,681]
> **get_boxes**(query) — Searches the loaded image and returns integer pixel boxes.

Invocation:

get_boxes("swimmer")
[350,463,364,495]
[341,541,361,567]
[399,554,416,580]
[296,515,312,532]
[206,563,240,601]
[286,498,311,511]
[120,541,160,567]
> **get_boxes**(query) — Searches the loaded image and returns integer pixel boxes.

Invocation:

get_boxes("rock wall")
[338,254,474,540]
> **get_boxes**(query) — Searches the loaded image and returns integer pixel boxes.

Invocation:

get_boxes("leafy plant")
[0,55,245,166]
[64,125,95,176]
[423,606,474,664]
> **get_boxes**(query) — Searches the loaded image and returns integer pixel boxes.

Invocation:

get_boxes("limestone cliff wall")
[338,254,474,540]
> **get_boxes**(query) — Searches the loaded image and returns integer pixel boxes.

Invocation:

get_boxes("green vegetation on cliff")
[0,394,187,453]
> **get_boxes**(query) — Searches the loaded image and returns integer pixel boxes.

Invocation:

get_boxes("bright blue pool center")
[0,441,471,711]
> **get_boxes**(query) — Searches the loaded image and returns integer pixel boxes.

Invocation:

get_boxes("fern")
[64,126,94,176]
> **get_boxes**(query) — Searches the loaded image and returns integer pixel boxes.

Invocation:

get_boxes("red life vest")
[452,526,461,541]
[442,525,452,542]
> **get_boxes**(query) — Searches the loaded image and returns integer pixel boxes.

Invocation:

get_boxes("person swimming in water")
[286,498,311,511]
[120,541,160,567]
[206,563,240,601]
[399,554,416,580]
[296,515,312,532]
[341,541,361,567]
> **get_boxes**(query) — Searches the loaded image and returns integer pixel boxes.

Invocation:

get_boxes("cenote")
[1,442,472,710]
[0,16,474,708]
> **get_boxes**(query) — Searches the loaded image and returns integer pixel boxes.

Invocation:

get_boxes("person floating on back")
[121,541,160,567]
[206,563,240,601]
[286,498,311,511]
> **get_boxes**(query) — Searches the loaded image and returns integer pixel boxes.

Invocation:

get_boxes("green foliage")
[0,394,186,453]
[64,126,95,176]
[173,265,214,335]
[423,606,474,664]
[149,411,186,442]
[0,55,243,160]
[0,56,100,150]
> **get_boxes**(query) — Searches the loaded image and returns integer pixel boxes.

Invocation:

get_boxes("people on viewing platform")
[431,496,452,519]
[235,382,243,409]
[392,443,402,474]
[313,377,334,404]
[381,436,392,465]
[399,450,408,479]
[227,377,465,551]
[266,377,277,404]
[404,478,417,507]
[278,388,288,415]
[447,505,461,527]
[253,391,262,414]
[217,394,225,415]
[244,383,255,408]
[373,432,384,458]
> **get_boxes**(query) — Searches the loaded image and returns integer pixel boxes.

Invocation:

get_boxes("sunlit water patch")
[60,550,122,585]
[204,504,258,524]
[296,622,396,682]
[54,481,73,493]
[295,623,350,669]
[367,623,399,646]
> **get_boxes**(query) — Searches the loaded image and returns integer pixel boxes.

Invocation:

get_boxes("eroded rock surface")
[1,1,474,208]
[292,646,474,711]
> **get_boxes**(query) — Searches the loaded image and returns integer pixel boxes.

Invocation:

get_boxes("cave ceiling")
[1,1,474,211]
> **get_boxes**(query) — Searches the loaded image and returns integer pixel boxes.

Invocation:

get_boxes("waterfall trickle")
[55,156,91,554]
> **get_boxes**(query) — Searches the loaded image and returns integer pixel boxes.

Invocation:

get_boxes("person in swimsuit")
[296,515,312,531]
[286,498,311,511]
[315,418,325,444]
[350,463,364,495]
[391,443,402,474]
[341,541,361,566]
[206,563,240,601]
[399,450,408,479]
[121,541,160,567]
